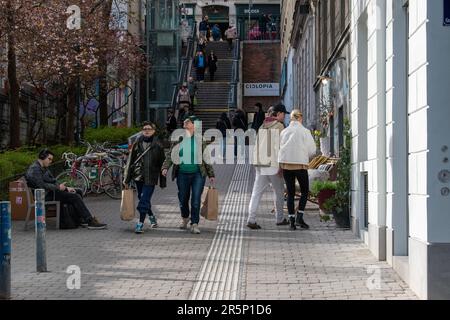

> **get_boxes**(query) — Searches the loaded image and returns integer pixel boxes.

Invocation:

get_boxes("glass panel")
[149,70,177,102]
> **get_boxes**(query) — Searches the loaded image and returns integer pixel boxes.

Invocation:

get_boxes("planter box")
[317,189,335,211]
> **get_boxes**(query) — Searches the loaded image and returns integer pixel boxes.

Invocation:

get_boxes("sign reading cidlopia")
[244,83,280,97]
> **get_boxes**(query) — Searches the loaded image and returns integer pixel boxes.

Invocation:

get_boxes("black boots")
[289,216,297,231]
[296,211,310,229]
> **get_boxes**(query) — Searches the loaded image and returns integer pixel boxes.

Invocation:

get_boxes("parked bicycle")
[56,150,124,200]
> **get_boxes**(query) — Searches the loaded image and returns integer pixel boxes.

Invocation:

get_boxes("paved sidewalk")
[10,164,235,300]
[9,164,417,300]
[239,167,417,300]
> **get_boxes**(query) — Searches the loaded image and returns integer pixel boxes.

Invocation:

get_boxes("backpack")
[60,203,81,229]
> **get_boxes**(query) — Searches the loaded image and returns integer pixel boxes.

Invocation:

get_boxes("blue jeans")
[176,172,206,225]
[135,181,156,224]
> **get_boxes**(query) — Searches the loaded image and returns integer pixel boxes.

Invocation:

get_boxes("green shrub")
[0,159,15,180]
[84,126,140,144]
[310,180,337,198]
[0,145,87,180]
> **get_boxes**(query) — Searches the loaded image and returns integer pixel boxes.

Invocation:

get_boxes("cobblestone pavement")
[9,164,417,300]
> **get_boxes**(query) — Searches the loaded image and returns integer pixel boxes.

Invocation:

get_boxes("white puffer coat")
[278,121,316,165]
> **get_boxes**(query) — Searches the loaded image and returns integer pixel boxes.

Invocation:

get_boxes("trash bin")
[8,179,29,221]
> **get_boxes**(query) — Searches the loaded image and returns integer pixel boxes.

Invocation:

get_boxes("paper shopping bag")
[120,189,135,221]
[201,187,219,221]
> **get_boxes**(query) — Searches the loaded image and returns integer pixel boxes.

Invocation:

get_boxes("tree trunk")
[6,0,21,148]
[98,0,113,126]
[66,82,76,145]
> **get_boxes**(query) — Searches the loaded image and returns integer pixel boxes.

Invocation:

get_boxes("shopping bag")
[120,189,135,221]
[201,187,219,221]
[193,95,199,106]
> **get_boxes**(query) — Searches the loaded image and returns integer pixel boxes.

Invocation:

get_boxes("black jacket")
[123,136,166,187]
[233,111,248,131]
[252,111,265,131]
[25,161,58,197]
[207,54,218,72]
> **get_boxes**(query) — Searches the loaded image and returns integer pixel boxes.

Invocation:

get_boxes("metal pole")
[34,189,47,273]
[0,202,11,299]
[146,0,151,121]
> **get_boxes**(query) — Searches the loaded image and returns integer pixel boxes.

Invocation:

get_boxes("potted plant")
[311,180,337,211]
[322,119,352,229]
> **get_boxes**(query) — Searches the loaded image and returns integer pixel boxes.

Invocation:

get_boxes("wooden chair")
[21,178,61,231]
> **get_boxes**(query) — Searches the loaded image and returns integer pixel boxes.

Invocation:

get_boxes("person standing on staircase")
[193,51,206,82]
[187,77,198,110]
[212,24,222,41]
[199,16,210,42]
[225,25,237,51]
[207,51,218,82]
[177,83,191,111]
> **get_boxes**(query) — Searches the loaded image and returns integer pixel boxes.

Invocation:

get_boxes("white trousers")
[247,170,285,224]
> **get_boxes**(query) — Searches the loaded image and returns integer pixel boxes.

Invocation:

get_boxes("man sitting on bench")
[25,149,107,230]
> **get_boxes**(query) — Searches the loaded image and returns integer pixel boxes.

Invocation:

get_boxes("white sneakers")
[179,218,190,230]
[179,218,201,234]
[191,224,201,234]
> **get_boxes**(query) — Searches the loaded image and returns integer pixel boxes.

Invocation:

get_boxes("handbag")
[201,187,219,221]
[120,188,135,221]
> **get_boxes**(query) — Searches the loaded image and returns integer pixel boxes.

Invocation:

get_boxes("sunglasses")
[143,127,155,131]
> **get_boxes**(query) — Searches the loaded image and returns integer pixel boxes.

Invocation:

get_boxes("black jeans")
[48,189,92,221]
[283,169,309,216]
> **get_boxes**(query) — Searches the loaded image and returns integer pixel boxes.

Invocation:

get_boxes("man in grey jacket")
[25,149,107,230]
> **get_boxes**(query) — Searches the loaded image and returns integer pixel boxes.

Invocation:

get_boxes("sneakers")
[191,224,201,234]
[179,218,190,230]
[135,222,144,234]
[296,212,310,229]
[149,215,158,228]
[247,222,262,230]
[87,217,107,230]
[276,219,290,226]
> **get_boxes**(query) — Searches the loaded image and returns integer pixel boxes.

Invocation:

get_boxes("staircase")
[191,41,234,131]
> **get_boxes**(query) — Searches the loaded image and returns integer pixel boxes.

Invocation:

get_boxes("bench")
[19,177,61,231]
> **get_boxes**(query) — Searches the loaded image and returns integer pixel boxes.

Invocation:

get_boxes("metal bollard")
[34,189,47,273]
[0,201,12,299]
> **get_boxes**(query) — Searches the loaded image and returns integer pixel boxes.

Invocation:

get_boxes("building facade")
[350,0,450,299]
[180,0,281,40]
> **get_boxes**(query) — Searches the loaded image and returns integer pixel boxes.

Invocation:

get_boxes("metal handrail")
[171,22,197,112]
[228,39,241,110]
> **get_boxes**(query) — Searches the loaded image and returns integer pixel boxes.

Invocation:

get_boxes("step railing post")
[0,201,11,300]
[34,189,47,273]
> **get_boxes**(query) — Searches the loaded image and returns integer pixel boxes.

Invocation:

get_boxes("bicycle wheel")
[56,169,89,196]
[100,164,123,200]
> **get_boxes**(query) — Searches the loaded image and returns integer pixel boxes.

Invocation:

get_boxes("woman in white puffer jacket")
[278,110,317,230]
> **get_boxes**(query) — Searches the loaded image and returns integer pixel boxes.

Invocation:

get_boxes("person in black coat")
[166,110,177,134]
[207,51,218,81]
[251,103,265,132]
[123,121,166,233]
[232,109,248,157]
[216,112,231,159]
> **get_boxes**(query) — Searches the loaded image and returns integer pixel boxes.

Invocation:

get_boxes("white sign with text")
[244,83,279,97]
